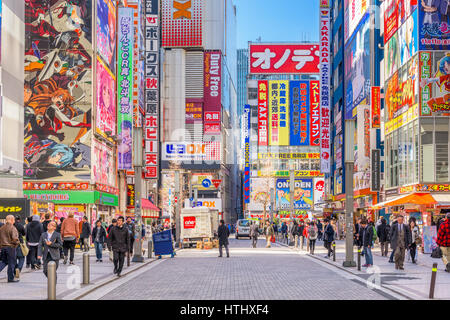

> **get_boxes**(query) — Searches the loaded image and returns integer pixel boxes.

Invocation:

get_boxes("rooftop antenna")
[256,36,262,42]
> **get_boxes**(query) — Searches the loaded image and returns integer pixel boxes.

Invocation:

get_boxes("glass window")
[386,134,391,188]
[420,118,434,182]
[435,118,449,182]
[414,120,419,183]
[407,123,414,185]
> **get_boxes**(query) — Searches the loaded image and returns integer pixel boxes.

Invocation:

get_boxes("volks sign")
[249,43,320,74]
[183,216,196,229]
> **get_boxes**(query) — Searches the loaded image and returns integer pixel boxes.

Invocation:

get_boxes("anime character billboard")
[96,57,116,136]
[97,0,116,73]
[24,0,92,181]
[275,179,313,210]
[418,0,450,50]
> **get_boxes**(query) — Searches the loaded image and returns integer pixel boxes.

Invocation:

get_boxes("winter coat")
[323,223,335,242]
[376,222,390,243]
[437,219,450,247]
[61,217,80,239]
[14,222,25,244]
[80,222,91,238]
[0,223,19,248]
[26,220,44,244]
[218,224,230,246]
[92,226,107,243]
[108,225,130,253]
[359,225,373,247]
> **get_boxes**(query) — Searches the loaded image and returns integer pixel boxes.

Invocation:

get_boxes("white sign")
[162,142,221,161]
[184,198,222,211]
[319,7,331,174]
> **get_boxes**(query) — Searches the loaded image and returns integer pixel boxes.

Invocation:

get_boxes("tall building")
[0,0,25,201]
[160,0,238,224]
[237,48,248,128]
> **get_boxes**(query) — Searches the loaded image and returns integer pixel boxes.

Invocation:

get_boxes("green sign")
[23,191,96,204]
[95,192,118,206]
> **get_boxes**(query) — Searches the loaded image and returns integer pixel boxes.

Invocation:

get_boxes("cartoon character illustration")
[420,53,450,110]
[97,61,115,134]
[118,120,133,169]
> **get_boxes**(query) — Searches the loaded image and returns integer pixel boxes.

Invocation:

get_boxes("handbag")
[20,237,29,256]
[271,235,275,243]
[415,235,422,246]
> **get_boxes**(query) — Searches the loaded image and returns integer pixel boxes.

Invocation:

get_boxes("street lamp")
[132,127,144,262]
[343,119,356,267]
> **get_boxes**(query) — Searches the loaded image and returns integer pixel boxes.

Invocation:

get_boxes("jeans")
[0,247,17,281]
[363,246,373,265]
[389,248,395,262]
[15,246,25,272]
[113,250,125,274]
[94,242,103,260]
[63,240,76,262]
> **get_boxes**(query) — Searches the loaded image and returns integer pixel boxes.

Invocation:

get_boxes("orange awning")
[371,193,436,209]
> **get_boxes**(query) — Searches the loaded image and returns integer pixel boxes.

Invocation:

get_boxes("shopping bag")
[271,235,275,243]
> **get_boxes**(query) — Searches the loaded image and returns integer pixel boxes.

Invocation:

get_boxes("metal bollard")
[429,263,438,299]
[83,252,90,284]
[47,261,57,300]
[333,241,336,261]
[357,248,361,271]
[148,240,153,258]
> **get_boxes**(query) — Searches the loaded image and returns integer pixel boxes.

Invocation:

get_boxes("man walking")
[26,215,44,270]
[42,213,52,232]
[436,212,450,272]
[281,221,288,244]
[79,216,91,252]
[108,216,130,277]
[377,217,390,257]
[323,219,335,258]
[37,221,62,281]
[13,216,26,279]
[218,220,230,257]
[390,215,412,270]
[317,220,323,241]
[92,220,107,262]
[61,213,79,265]
[299,221,305,250]
[250,221,259,248]
[0,215,20,282]
[292,220,299,248]
[125,217,135,255]
[388,219,398,263]
[359,219,374,267]
[264,220,274,248]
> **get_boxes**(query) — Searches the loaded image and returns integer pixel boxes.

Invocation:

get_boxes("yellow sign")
[0,206,22,213]
[191,174,215,190]
[268,80,290,146]
[257,170,324,178]
[385,104,418,135]
[258,153,320,160]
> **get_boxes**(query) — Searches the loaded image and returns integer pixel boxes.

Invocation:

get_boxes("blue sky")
[235,0,320,49]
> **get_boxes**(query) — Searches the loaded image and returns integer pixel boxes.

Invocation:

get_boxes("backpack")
[372,226,377,242]
[308,226,317,239]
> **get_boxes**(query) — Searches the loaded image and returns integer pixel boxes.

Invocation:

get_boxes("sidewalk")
[278,238,450,300]
[0,244,160,300]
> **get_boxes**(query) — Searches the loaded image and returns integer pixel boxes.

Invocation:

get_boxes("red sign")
[371,86,381,128]
[212,179,222,189]
[23,182,90,191]
[310,80,320,146]
[204,51,222,134]
[257,80,268,146]
[249,43,320,74]
[183,216,196,229]
[384,1,398,43]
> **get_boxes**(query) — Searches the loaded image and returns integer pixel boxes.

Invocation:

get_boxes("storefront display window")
[435,118,449,182]
[407,123,414,185]
[420,118,434,182]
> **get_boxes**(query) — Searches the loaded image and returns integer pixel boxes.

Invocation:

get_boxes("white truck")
[180,207,219,248]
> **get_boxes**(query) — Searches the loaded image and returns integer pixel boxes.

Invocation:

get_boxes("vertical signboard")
[185,99,203,124]
[268,80,290,146]
[144,0,160,179]
[96,57,116,137]
[244,105,251,204]
[320,6,331,173]
[371,149,381,192]
[97,0,117,74]
[161,0,203,47]
[257,80,268,146]
[371,86,381,128]
[118,7,134,170]
[313,178,325,207]
[290,81,310,146]
[310,80,320,146]
[204,51,222,135]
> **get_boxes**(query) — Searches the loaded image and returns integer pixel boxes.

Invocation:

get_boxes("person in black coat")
[13,217,26,277]
[92,220,107,262]
[389,215,412,270]
[26,215,44,270]
[80,216,91,252]
[107,216,130,277]
[359,219,374,267]
[217,220,230,258]
[323,219,335,258]
[376,217,390,257]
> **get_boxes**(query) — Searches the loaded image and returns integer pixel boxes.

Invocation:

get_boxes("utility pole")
[270,187,275,223]
[343,119,356,267]
[132,127,144,262]
[174,170,181,248]
[289,161,295,220]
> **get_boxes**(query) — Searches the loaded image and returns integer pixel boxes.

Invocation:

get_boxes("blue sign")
[202,179,212,188]
[290,81,310,146]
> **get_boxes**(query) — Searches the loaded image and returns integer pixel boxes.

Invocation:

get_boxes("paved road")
[83,238,397,300]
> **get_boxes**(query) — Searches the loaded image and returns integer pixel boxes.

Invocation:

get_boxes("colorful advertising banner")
[418,1,450,50]
[185,99,203,124]
[344,0,369,43]
[384,0,418,44]
[354,105,371,191]
[313,178,325,206]
[127,184,135,208]
[97,0,117,73]
[399,9,418,67]
[310,80,320,146]
[275,179,313,210]
[419,51,450,115]
[371,86,381,128]
[268,80,290,146]
[96,57,116,137]
[257,80,269,146]
[385,30,400,80]
[258,153,320,160]
[345,13,371,120]
[144,0,160,179]
[117,7,134,170]
[24,0,92,181]
[161,0,203,47]
[244,105,251,204]
[204,51,222,135]
[258,171,324,178]
[289,81,309,146]
[320,7,331,173]
[248,178,274,212]
[92,139,115,187]
[249,43,320,74]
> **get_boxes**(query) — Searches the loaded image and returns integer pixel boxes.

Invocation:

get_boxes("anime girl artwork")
[96,59,116,135]
[420,53,450,112]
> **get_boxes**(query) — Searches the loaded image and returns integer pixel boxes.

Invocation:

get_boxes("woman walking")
[307,222,318,254]
[409,218,421,264]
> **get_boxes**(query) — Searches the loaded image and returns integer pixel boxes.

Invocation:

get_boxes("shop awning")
[432,194,450,206]
[371,193,437,209]
[141,199,160,211]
